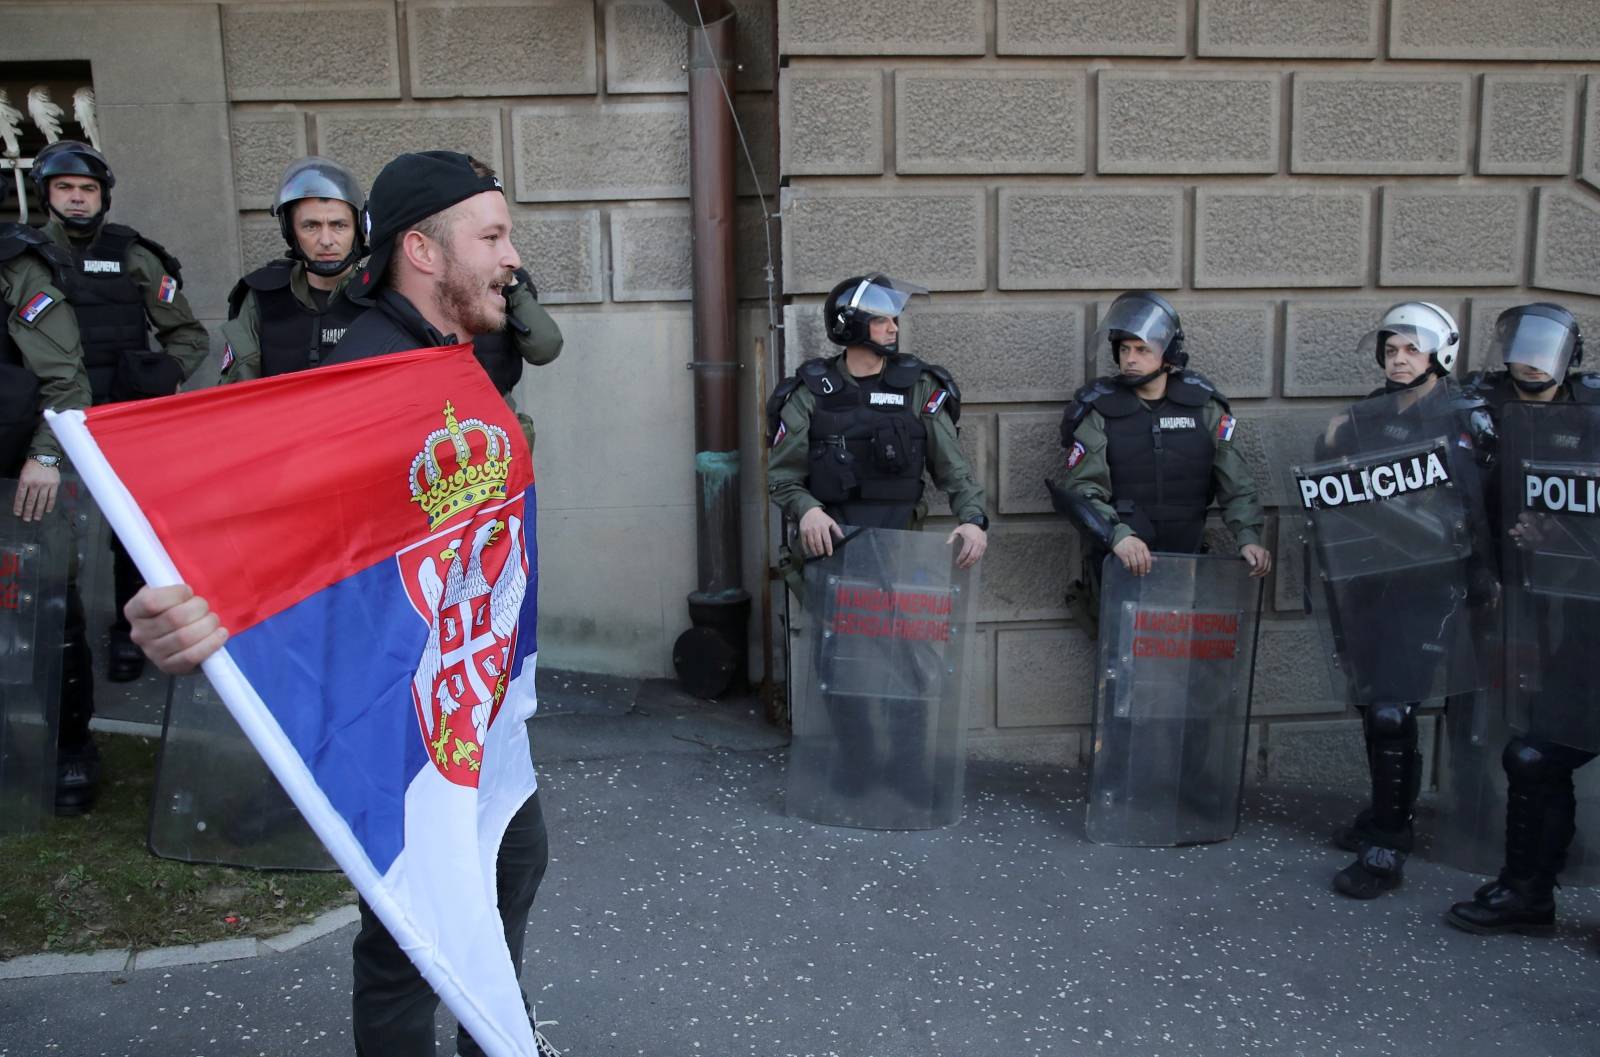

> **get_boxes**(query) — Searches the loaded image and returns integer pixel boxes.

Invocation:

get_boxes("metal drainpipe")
[660,2,750,698]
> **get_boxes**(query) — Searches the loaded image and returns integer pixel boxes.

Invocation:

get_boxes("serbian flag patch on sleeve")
[1216,414,1237,442]
[157,275,177,303]
[1066,440,1086,469]
[770,421,787,448]
[923,389,949,416]
[220,343,235,373]
[18,291,54,323]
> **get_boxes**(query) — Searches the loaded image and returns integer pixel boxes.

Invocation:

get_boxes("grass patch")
[0,734,352,959]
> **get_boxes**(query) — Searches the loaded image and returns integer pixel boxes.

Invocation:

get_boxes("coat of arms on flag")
[401,403,526,785]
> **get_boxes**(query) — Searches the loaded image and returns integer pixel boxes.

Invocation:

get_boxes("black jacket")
[325,289,456,365]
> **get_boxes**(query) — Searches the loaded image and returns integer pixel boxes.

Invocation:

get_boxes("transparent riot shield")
[149,675,336,870]
[1499,401,1600,753]
[1436,692,1600,886]
[1288,389,1496,707]
[1086,553,1262,847]
[786,527,977,830]
[0,480,67,835]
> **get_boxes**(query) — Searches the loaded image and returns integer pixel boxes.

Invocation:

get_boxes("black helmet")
[1094,290,1186,371]
[30,139,114,231]
[271,156,367,277]
[822,273,926,358]
[1493,302,1584,394]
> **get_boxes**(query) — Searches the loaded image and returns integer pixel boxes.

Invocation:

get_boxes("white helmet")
[1360,301,1460,375]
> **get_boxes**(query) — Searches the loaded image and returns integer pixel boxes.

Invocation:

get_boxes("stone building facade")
[4,0,1600,786]
[775,0,1600,786]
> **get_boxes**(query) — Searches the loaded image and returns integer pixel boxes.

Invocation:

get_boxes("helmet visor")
[1358,321,1453,364]
[274,157,364,216]
[1092,295,1178,357]
[1491,308,1577,380]
[842,275,928,320]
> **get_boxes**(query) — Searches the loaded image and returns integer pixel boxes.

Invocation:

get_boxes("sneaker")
[1333,844,1405,900]
[1446,880,1556,935]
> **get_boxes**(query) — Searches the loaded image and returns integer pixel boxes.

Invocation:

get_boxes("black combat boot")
[1334,831,1411,899]
[107,624,145,682]
[1446,740,1571,934]
[1446,876,1555,935]
[55,738,101,816]
[56,591,101,815]
[1334,703,1418,899]
[1333,807,1379,853]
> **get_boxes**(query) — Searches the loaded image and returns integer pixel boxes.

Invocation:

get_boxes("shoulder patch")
[765,375,805,446]
[923,389,950,416]
[220,342,236,374]
[17,290,55,324]
[1065,440,1086,469]
[157,275,178,303]
[1215,413,1237,442]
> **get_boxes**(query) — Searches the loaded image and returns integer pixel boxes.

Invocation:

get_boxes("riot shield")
[148,674,337,870]
[1499,401,1600,753]
[1086,553,1262,846]
[0,480,67,835]
[1289,389,1495,706]
[786,527,977,830]
[1436,693,1600,886]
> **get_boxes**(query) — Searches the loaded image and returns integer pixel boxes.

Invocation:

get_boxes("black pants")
[58,583,94,750]
[351,789,549,1057]
[109,534,142,634]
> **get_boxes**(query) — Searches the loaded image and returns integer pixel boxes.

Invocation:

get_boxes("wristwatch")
[963,513,989,531]
[30,454,60,468]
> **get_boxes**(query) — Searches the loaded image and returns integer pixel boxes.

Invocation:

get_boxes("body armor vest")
[231,261,364,377]
[472,329,523,394]
[56,223,156,403]
[1084,371,1223,554]
[800,355,930,530]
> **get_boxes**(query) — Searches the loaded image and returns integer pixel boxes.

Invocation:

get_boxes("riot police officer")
[1056,290,1271,583]
[31,139,208,682]
[1318,301,1495,899]
[766,273,988,565]
[1,182,98,813]
[218,156,370,382]
[1446,305,1600,934]
[220,156,562,451]
[767,274,987,819]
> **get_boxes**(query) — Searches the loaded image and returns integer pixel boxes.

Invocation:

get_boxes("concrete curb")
[0,901,359,980]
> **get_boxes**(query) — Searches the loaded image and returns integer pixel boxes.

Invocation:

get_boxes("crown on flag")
[409,401,512,529]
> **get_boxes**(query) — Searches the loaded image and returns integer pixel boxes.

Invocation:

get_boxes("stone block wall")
[778,0,1600,784]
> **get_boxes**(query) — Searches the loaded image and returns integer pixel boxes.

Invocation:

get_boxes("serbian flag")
[47,345,541,1057]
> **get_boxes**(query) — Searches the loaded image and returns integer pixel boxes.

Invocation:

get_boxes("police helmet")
[1363,301,1460,376]
[271,156,368,277]
[823,273,926,357]
[1093,290,1187,369]
[1492,303,1583,388]
[30,140,114,231]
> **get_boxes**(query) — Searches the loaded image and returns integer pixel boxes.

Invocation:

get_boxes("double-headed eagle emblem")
[403,403,526,785]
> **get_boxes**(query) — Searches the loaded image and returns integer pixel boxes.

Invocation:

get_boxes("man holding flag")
[109,151,563,1057]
